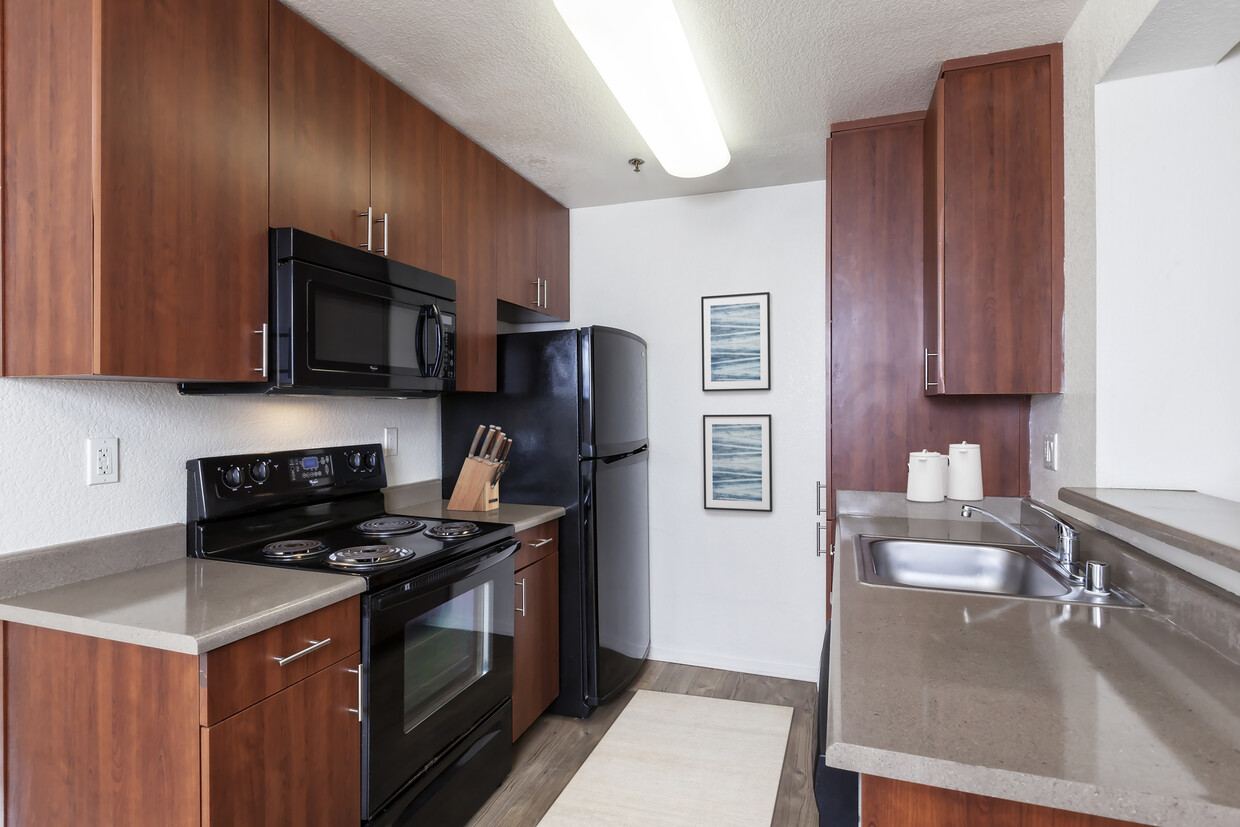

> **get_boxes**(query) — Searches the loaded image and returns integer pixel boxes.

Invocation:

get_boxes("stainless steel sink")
[855,536,1143,607]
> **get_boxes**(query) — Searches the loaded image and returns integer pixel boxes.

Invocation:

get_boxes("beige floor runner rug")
[538,689,794,826]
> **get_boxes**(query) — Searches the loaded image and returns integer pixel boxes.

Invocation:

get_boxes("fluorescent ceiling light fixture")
[553,0,730,178]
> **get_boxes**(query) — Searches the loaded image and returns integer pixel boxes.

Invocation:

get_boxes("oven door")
[361,542,516,818]
[277,259,456,394]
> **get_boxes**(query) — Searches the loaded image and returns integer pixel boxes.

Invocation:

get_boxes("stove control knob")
[365,451,378,470]
[249,460,270,483]
[346,451,364,471]
[222,465,244,490]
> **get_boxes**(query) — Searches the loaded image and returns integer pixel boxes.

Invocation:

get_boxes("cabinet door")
[371,75,442,273]
[513,551,559,740]
[202,652,362,827]
[5,0,270,381]
[269,0,371,247]
[440,122,498,392]
[495,162,540,309]
[929,47,1062,395]
[536,189,570,321]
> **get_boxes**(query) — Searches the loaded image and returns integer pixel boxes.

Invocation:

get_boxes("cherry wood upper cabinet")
[371,75,443,274]
[269,0,372,249]
[496,163,541,310]
[536,188,571,320]
[496,163,570,322]
[2,0,269,381]
[441,122,499,392]
[924,44,1064,396]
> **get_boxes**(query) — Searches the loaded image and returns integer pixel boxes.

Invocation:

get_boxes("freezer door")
[581,327,648,458]
[581,447,651,704]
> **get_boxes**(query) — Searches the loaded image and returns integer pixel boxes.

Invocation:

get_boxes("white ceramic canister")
[946,441,983,501]
[906,450,946,502]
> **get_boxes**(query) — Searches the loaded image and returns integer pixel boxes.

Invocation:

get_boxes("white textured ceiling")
[284,0,1090,207]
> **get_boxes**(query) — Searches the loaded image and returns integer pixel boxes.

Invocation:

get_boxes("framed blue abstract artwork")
[703,414,772,511]
[701,292,770,391]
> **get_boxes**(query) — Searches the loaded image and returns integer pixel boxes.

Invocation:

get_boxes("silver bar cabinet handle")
[516,578,527,616]
[274,638,331,667]
[923,348,939,390]
[347,664,362,722]
[529,538,554,548]
[253,323,268,378]
[541,278,548,309]
[531,278,541,308]
[816,481,826,516]
[360,207,373,249]
[816,523,828,557]
[375,211,388,255]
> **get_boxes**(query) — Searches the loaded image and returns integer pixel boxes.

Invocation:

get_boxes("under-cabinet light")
[553,0,730,178]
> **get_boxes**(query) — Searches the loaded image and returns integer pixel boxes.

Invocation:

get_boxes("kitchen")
[0,0,1238,825]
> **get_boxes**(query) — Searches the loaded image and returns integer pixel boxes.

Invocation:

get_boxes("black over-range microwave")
[180,228,456,397]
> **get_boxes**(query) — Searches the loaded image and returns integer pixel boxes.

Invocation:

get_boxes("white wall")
[570,181,827,682]
[1095,51,1240,501]
[0,380,440,555]
[1028,0,1159,513]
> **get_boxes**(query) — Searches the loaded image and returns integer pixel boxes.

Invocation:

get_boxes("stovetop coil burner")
[424,521,482,540]
[355,515,427,537]
[261,538,330,560]
[326,545,416,570]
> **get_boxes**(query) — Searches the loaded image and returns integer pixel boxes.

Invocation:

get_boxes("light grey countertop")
[826,506,1240,826]
[1061,487,1240,575]
[0,559,364,655]
[392,499,565,534]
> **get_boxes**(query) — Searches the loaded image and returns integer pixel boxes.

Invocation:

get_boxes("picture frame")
[703,415,772,511]
[701,292,770,391]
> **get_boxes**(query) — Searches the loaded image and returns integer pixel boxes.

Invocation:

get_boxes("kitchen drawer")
[200,596,360,725]
[513,520,559,571]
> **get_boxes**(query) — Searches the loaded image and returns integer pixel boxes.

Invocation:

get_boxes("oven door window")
[403,581,494,733]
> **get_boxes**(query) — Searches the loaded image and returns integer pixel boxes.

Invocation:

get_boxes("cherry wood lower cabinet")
[861,775,1141,827]
[3,598,361,826]
[512,521,561,740]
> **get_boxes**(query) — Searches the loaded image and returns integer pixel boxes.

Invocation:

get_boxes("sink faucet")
[960,504,1082,582]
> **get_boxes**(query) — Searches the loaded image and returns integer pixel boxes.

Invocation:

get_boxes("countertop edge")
[0,577,365,655]
[824,740,1234,827]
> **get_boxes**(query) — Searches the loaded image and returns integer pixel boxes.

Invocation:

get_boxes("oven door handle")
[372,539,520,611]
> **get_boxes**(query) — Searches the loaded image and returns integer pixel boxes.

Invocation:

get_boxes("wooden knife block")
[447,457,500,511]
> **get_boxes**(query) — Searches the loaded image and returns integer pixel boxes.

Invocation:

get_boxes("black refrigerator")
[442,327,650,718]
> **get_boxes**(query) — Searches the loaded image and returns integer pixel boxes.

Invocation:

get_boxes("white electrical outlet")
[384,427,399,457]
[1042,433,1059,472]
[88,437,119,485]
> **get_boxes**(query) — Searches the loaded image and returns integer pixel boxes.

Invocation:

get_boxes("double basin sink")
[855,536,1142,607]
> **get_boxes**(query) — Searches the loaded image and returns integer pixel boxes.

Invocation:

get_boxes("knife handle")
[467,424,486,458]
[486,433,506,463]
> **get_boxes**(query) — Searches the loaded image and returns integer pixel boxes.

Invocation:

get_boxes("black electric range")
[186,443,518,827]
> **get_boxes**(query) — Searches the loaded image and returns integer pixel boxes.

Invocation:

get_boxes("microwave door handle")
[428,303,444,378]
[415,306,429,376]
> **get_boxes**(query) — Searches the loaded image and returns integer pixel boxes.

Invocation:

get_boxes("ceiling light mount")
[629,158,645,173]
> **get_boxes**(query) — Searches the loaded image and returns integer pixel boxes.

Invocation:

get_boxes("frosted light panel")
[553,0,730,178]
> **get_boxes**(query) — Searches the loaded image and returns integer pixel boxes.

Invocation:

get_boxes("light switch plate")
[1042,433,1058,471]
[383,427,399,457]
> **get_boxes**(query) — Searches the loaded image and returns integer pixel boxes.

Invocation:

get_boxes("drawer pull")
[516,578,527,616]
[274,638,332,666]
[529,538,554,548]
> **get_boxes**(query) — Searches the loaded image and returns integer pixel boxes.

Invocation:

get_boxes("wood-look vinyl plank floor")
[468,660,819,827]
